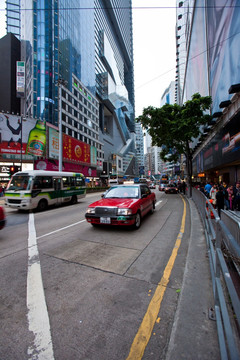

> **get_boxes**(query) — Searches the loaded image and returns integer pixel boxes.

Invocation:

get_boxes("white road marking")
[27,213,55,360]
[155,200,162,207]
[37,219,86,239]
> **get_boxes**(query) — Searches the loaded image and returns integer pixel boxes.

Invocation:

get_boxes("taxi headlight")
[117,208,132,216]
[86,207,95,214]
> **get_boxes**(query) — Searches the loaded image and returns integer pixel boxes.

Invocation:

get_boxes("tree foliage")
[136,93,212,195]
[136,93,212,163]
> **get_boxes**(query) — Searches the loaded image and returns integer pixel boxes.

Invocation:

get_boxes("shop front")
[193,111,240,185]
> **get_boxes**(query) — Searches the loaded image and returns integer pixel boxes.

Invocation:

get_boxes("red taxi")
[85,184,156,229]
[165,183,179,194]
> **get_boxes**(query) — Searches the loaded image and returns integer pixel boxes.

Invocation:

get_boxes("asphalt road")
[0,190,201,360]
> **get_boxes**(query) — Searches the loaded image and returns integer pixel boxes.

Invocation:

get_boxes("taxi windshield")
[105,186,139,199]
[7,175,32,191]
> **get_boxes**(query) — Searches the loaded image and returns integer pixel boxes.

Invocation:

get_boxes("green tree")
[136,93,212,196]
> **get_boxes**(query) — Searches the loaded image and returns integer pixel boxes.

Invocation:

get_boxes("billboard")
[0,113,37,160]
[63,134,90,164]
[48,127,91,164]
[184,1,209,102]
[207,0,240,114]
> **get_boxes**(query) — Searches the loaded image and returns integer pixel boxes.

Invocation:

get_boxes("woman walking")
[209,184,217,208]
[227,185,234,210]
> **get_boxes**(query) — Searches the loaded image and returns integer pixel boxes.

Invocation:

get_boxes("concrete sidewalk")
[165,198,220,360]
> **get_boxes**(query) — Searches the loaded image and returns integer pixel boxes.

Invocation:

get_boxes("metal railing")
[191,188,240,360]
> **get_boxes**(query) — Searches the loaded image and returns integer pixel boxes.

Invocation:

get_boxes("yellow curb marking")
[126,195,186,360]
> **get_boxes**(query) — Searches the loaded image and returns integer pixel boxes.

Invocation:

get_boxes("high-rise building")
[95,0,136,177]
[19,0,135,177]
[6,0,21,40]
[135,122,144,174]
[175,0,240,184]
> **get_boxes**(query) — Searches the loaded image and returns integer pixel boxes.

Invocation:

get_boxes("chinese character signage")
[48,127,90,164]
[63,134,90,164]
[48,128,59,159]
[90,146,97,165]
[16,61,25,98]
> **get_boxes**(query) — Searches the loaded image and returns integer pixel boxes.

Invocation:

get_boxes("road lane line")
[37,219,86,239]
[126,195,186,360]
[27,213,55,360]
[38,201,161,240]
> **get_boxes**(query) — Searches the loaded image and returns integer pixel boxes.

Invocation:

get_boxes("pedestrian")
[227,185,234,210]
[204,182,212,198]
[222,182,229,210]
[216,186,225,218]
[233,183,240,211]
[209,184,217,207]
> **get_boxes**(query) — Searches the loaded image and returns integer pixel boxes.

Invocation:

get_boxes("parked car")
[165,183,179,194]
[85,184,156,229]
[0,206,6,230]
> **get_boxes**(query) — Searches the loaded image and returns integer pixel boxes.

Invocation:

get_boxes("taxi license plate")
[100,217,111,224]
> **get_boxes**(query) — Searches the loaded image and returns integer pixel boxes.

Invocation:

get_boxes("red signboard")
[34,159,97,177]
[62,134,90,164]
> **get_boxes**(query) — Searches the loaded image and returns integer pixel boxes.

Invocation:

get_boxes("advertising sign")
[63,134,90,164]
[16,61,25,98]
[0,113,37,160]
[90,146,97,165]
[48,128,91,164]
[49,127,59,159]
[207,2,240,114]
[25,119,46,157]
[35,159,97,177]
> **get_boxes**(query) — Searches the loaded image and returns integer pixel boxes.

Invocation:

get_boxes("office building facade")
[175,0,240,185]
[6,0,21,40]
[18,0,135,177]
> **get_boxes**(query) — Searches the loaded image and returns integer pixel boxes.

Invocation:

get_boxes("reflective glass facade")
[95,0,135,174]
[6,0,21,39]
[20,0,135,174]
[22,0,95,126]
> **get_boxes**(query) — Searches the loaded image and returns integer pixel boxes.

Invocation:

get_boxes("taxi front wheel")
[133,211,141,229]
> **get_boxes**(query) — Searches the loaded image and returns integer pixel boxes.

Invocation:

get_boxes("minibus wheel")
[37,199,48,211]
[71,195,78,204]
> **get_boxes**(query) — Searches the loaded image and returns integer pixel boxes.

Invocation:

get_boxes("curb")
[165,198,220,360]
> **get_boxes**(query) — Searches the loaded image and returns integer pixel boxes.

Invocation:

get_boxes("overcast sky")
[0,0,177,118]
[132,0,176,117]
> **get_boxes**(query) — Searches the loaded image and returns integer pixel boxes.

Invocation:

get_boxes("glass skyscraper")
[20,0,135,175]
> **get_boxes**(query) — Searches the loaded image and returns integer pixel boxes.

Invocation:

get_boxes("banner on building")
[90,146,97,165]
[49,127,59,159]
[63,134,90,164]
[48,128,91,164]
[16,61,25,98]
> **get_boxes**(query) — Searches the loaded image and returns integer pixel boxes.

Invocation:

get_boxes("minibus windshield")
[7,175,32,191]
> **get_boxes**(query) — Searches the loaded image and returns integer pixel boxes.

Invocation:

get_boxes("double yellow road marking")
[126,195,186,359]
